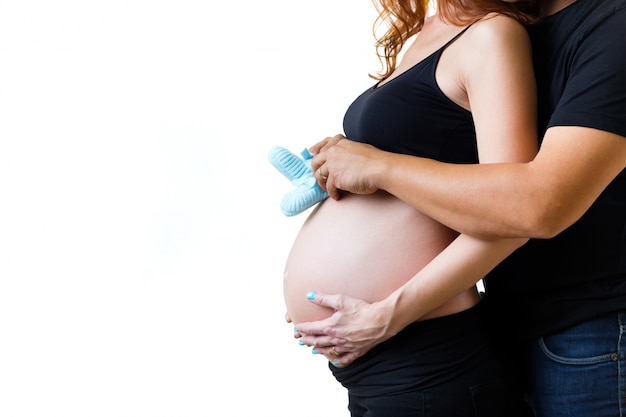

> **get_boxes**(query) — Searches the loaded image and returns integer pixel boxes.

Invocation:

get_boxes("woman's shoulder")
[469,12,530,43]
[456,12,531,63]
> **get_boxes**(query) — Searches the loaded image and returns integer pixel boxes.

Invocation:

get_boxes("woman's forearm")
[380,233,529,337]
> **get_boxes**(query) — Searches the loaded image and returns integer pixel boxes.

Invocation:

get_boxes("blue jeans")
[524,310,626,417]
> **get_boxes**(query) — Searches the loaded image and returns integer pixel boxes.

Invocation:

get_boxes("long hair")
[370,0,539,80]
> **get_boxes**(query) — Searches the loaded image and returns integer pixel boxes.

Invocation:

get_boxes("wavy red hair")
[371,0,539,80]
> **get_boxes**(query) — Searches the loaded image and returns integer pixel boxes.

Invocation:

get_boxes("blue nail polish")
[299,340,305,346]
[333,361,340,366]
[306,292,317,300]
[294,328,299,333]
[312,349,319,354]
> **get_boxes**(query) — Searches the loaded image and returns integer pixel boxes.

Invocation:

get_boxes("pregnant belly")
[283,191,460,325]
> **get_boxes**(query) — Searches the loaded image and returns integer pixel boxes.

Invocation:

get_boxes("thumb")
[306,291,346,311]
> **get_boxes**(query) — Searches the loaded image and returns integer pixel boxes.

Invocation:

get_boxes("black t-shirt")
[484,0,626,340]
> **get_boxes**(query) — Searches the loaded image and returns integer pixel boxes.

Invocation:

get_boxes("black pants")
[330,303,525,417]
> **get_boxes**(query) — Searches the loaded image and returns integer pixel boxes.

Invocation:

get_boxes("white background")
[0,1,382,416]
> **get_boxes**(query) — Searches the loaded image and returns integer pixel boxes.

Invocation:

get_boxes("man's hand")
[310,137,390,200]
[293,292,395,367]
[309,134,346,156]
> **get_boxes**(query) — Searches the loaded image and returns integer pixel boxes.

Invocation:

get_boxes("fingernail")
[333,361,340,366]
[299,340,305,346]
[312,349,319,354]
[306,292,317,300]
[294,328,299,333]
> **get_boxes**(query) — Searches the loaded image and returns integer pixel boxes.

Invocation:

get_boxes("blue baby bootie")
[268,146,329,216]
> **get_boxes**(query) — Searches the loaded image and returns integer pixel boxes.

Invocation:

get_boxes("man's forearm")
[377,155,535,239]
[376,127,626,240]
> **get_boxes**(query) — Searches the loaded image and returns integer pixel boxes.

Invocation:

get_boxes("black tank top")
[343,26,478,163]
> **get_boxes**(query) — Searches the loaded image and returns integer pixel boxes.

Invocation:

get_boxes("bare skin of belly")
[284,191,480,325]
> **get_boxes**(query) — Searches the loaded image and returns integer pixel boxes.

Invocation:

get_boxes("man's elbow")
[524,203,575,239]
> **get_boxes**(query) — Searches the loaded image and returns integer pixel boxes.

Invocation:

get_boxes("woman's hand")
[293,292,395,367]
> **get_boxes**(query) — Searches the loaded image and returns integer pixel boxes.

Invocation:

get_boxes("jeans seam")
[538,337,616,365]
[529,311,626,416]
[618,312,625,417]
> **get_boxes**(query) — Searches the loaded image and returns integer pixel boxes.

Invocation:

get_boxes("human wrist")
[385,284,427,337]
[372,292,403,340]
[371,151,394,192]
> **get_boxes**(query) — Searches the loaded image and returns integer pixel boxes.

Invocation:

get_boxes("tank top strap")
[440,23,475,51]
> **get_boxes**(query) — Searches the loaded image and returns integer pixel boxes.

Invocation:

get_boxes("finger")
[309,137,331,155]
[305,291,346,311]
[285,312,292,323]
[313,134,342,154]
[330,350,362,367]
[322,353,336,362]
[311,134,342,156]
[310,151,325,174]
[298,333,345,348]
[293,326,302,339]
[310,151,327,191]
[321,347,345,362]
[315,166,329,189]
[325,176,341,200]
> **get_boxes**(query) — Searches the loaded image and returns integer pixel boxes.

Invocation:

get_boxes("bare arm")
[312,16,626,239]
[301,126,626,361]
[297,16,543,363]
[297,233,529,364]
[315,123,626,240]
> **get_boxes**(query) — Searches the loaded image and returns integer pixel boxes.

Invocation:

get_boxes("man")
[294,0,626,415]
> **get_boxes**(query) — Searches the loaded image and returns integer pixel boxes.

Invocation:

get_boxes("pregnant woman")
[281,0,539,415]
